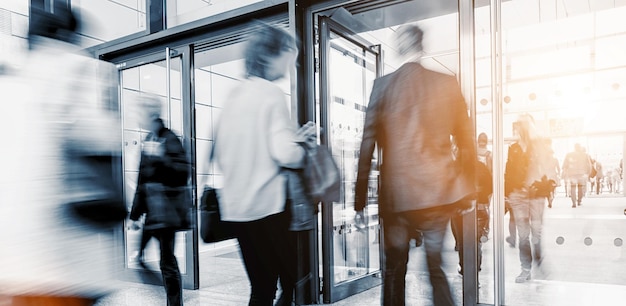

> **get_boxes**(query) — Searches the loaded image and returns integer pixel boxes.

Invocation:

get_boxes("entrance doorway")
[116,47,198,289]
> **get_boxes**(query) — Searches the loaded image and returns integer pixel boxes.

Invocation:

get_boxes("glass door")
[318,16,383,303]
[116,46,198,289]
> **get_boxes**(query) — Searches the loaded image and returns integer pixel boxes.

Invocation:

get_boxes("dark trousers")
[382,204,457,306]
[451,203,488,274]
[154,230,182,306]
[231,212,296,306]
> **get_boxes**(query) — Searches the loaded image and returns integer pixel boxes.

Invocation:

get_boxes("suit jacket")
[355,62,476,214]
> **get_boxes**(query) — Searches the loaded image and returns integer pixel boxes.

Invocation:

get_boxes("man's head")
[477,133,488,148]
[137,95,163,132]
[575,143,584,152]
[395,24,424,59]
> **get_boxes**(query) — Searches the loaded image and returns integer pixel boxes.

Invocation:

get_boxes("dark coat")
[130,119,190,222]
[504,139,555,197]
[355,63,476,214]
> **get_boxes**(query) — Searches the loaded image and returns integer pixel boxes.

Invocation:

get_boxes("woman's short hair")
[244,23,296,80]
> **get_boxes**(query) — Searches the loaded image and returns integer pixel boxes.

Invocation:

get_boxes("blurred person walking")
[562,143,592,207]
[129,96,190,306]
[213,24,316,306]
[354,24,476,306]
[0,4,122,305]
[504,114,556,283]
[546,142,560,208]
[592,160,603,194]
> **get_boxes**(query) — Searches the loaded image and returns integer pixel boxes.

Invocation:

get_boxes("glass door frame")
[113,45,199,290]
[318,15,383,303]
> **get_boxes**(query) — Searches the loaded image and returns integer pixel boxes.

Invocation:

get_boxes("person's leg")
[381,212,410,306]
[570,182,577,207]
[450,212,462,251]
[505,202,516,247]
[156,230,182,306]
[529,197,546,266]
[137,229,153,266]
[268,213,297,306]
[477,203,490,240]
[410,205,456,306]
[508,191,532,282]
[232,218,280,306]
[577,182,584,205]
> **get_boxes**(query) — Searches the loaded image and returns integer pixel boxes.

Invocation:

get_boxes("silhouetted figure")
[504,114,556,283]
[355,25,475,306]
[213,24,316,306]
[562,144,592,207]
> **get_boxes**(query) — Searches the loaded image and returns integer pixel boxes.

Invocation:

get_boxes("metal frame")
[318,15,383,304]
[458,0,480,305]
[490,1,505,305]
[91,1,288,61]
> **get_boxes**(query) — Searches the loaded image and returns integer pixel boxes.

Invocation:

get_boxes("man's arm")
[355,77,387,212]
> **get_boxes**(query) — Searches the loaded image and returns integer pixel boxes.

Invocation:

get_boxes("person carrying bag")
[129,96,190,306]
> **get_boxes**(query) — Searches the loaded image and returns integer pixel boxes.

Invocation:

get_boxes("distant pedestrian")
[562,144,592,207]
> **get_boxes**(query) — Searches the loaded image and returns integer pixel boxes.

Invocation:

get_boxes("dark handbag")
[284,169,316,231]
[530,175,557,198]
[143,183,193,231]
[199,186,235,243]
[65,155,127,228]
[302,145,341,203]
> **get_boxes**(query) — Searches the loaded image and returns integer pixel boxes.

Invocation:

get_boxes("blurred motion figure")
[0,3,121,305]
[562,143,592,207]
[355,24,476,306]
[213,24,316,306]
[129,95,190,306]
[504,114,556,283]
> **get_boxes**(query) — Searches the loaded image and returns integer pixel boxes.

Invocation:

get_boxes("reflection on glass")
[327,33,380,284]
[121,58,187,273]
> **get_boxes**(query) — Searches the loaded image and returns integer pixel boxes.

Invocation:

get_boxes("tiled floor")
[96,194,626,305]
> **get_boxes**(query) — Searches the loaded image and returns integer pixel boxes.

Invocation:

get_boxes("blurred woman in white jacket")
[214,24,315,306]
[0,5,121,305]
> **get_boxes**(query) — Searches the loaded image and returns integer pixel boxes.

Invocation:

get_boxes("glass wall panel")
[326,38,380,284]
[166,0,264,29]
[496,1,626,304]
[71,0,146,47]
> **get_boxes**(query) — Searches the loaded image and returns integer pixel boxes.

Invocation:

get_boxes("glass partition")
[475,1,626,305]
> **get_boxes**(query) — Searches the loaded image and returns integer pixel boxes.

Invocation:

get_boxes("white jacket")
[215,77,304,222]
